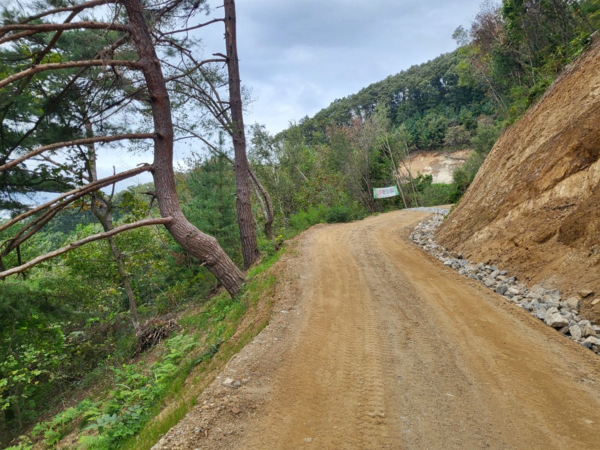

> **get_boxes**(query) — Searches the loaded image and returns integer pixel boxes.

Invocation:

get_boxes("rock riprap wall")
[412,214,600,355]
[436,37,600,323]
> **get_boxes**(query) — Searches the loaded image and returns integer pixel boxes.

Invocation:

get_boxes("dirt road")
[154,211,600,450]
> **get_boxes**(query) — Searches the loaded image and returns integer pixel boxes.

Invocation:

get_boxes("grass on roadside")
[8,249,284,450]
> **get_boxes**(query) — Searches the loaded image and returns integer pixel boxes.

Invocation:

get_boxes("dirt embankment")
[437,37,600,322]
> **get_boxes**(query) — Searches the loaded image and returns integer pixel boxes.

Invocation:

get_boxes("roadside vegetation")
[1,0,598,448]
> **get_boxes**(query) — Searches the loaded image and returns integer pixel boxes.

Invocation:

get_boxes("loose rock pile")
[410,214,600,355]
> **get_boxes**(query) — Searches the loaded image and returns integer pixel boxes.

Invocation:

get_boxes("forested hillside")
[0,0,599,448]
[298,50,491,149]
[294,0,600,146]
[261,0,600,209]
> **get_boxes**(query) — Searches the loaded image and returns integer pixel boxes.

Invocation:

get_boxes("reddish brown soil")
[437,37,600,322]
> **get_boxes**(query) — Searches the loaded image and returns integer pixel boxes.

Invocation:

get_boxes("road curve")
[153,210,600,450]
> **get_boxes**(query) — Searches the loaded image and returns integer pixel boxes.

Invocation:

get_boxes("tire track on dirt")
[151,211,600,450]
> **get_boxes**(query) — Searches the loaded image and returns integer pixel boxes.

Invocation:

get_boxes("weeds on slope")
[7,251,283,450]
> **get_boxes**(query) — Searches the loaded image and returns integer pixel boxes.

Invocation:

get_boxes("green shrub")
[471,123,500,155]
[452,151,486,198]
[257,235,282,258]
[288,203,366,231]
[288,205,327,231]
[420,184,459,206]
[324,204,354,223]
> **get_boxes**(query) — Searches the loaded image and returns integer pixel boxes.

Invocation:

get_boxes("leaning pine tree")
[0,0,246,296]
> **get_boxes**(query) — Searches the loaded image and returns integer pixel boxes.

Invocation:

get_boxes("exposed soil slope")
[437,38,600,322]
[152,211,600,450]
[400,149,473,183]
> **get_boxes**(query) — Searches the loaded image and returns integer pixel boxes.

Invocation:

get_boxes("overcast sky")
[198,0,484,134]
[98,0,485,188]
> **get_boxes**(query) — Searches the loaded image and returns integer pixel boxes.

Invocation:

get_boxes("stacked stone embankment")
[410,214,600,355]
[435,37,600,322]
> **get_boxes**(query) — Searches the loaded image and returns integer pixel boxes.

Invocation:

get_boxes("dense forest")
[1,0,599,448]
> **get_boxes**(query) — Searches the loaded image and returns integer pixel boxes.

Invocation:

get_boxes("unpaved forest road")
[155,211,600,450]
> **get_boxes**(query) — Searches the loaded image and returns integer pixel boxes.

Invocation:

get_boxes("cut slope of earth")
[437,37,600,322]
[400,149,473,184]
[151,211,600,450]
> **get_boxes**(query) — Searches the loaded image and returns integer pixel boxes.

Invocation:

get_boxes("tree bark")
[85,127,141,330]
[249,167,274,239]
[123,0,245,297]
[223,0,260,268]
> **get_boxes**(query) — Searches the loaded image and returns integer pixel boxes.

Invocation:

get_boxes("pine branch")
[0,165,153,233]
[0,60,143,90]
[0,218,173,279]
[0,133,156,172]
[13,0,118,25]
[0,21,129,45]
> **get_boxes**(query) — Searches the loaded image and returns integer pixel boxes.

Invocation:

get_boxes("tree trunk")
[108,236,140,328]
[86,120,140,329]
[249,167,274,239]
[401,142,421,207]
[384,137,408,209]
[224,0,260,268]
[399,158,421,207]
[91,196,141,330]
[123,0,244,297]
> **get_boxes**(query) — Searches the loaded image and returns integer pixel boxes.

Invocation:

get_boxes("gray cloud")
[196,0,483,132]
[93,1,485,191]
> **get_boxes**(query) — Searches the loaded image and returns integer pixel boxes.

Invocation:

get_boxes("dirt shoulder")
[152,210,600,450]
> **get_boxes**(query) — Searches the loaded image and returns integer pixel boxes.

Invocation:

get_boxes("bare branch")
[0,21,129,45]
[0,60,142,90]
[174,124,231,158]
[249,167,274,221]
[158,35,226,70]
[0,133,155,172]
[0,165,152,233]
[0,218,173,279]
[160,18,224,36]
[172,76,232,129]
[98,34,131,59]
[37,154,91,182]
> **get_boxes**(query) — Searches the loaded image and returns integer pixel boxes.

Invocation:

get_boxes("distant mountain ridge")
[293,50,492,151]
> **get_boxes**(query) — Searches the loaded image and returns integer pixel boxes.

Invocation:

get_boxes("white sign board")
[373,186,399,199]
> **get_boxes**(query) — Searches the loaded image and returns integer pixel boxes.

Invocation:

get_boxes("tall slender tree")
[223,0,260,267]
